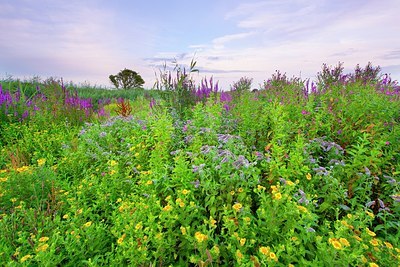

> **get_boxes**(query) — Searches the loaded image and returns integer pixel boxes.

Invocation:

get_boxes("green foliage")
[109,68,145,89]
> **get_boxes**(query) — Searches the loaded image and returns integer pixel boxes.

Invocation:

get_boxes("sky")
[1,0,399,90]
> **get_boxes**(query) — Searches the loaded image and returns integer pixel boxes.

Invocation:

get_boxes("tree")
[109,68,145,89]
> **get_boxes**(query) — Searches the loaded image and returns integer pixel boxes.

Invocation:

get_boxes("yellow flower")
[36,244,49,252]
[366,228,376,237]
[286,180,295,186]
[328,238,342,249]
[176,198,185,207]
[39,236,49,242]
[370,238,379,247]
[306,173,312,180]
[347,214,353,219]
[297,205,308,213]
[269,252,278,262]
[259,246,270,256]
[16,165,30,173]
[135,222,143,230]
[257,185,266,190]
[236,250,243,260]
[366,211,375,218]
[109,160,117,166]
[240,238,246,246]
[331,239,342,250]
[182,189,190,195]
[0,177,8,182]
[230,190,235,195]
[384,241,393,249]
[238,187,243,193]
[339,238,350,247]
[163,204,173,212]
[369,263,379,267]
[361,256,368,263]
[117,233,126,244]
[194,232,208,243]
[11,198,17,203]
[84,221,92,227]
[212,245,220,255]
[243,217,251,223]
[232,203,242,212]
[20,254,33,263]
[63,214,69,219]
[273,192,282,200]
[210,218,217,227]
[180,226,187,235]
[353,235,362,241]
[271,185,279,193]
[37,158,46,167]
[146,180,153,185]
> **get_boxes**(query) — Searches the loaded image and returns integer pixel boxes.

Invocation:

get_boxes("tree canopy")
[109,68,145,89]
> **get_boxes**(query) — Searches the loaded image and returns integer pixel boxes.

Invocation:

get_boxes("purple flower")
[149,98,156,109]
[307,227,316,233]
[191,179,200,188]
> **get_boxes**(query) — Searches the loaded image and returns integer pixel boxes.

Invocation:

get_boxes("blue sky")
[1,0,399,89]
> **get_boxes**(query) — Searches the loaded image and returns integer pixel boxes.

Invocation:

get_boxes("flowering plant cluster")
[0,63,399,266]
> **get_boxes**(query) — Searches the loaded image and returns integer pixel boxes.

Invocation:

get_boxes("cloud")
[212,32,257,49]
[382,51,400,60]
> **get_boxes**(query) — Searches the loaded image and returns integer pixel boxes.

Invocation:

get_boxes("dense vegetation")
[0,63,399,266]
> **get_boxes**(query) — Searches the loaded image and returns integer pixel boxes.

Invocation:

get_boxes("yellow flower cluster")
[39,236,49,242]
[37,158,46,167]
[181,189,190,195]
[286,180,295,186]
[273,192,282,200]
[117,233,126,244]
[366,228,376,237]
[36,243,49,252]
[16,165,31,173]
[20,254,33,263]
[257,185,266,191]
[270,185,279,194]
[194,232,208,243]
[232,203,242,212]
[163,204,173,212]
[297,205,308,213]
[176,198,185,208]
[259,246,278,262]
[328,237,350,250]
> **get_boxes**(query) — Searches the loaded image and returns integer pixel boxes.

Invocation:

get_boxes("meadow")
[0,63,399,266]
